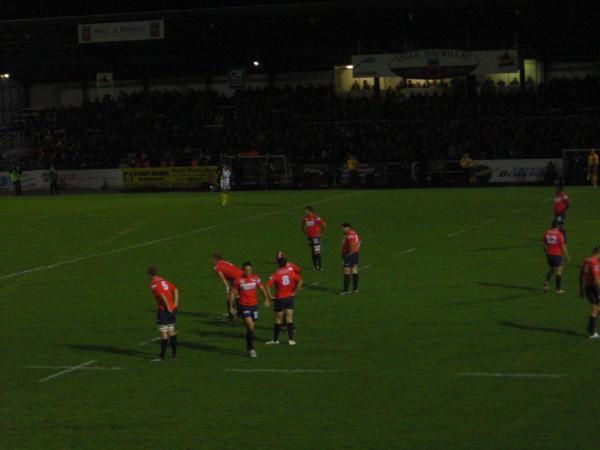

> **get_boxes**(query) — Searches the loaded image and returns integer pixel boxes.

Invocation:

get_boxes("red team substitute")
[301,206,326,270]
[230,262,270,358]
[579,247,600,338]
[147,266,179,362]
[265,257,303,345]
[542,220,570,294]
[212,253,244,320]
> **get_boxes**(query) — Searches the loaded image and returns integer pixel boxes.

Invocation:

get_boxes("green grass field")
[3,187,600,450]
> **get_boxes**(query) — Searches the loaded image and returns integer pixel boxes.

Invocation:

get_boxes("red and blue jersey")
[543,229,565,256]
[150,276,177,311]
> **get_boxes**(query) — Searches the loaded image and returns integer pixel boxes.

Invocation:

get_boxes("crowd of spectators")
[15,75,600,169]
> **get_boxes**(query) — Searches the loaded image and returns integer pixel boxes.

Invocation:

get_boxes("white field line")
[24,365,123,371]
[360,264,373,270]
[0,191,368,281]
[397,248,417,255]
[138,337,161,346]
[447,230,466,238]
[480,219,496,225]
[457,372,562,379]
[38,360,97,383]
[511,208,527,214]
[226,369,327,373]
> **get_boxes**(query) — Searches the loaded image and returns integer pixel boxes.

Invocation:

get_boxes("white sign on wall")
[353,49,519,79]
[78,20,164,44]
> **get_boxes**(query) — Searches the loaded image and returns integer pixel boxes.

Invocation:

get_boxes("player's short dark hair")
[306,205,314,212]
[277,257,287,267]
[341,222,351,228]
[242,261,252,268]
[551,220,560,228]
[212,253,222,260]
[147,266,158,276]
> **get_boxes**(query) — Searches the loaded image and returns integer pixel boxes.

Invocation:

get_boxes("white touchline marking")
[226,369,327,373]
[138,337,161,346]
[398,248,417,255]
[447,230,466,238]
[480,219,496,225]
[38,360,97,383]
[24,365,123,371]
[456,372,562,379]
[0,191,368,281]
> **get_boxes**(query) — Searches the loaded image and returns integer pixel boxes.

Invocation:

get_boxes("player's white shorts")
[220,180,231,191]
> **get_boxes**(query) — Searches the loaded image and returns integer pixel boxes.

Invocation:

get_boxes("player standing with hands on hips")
[147,267,179,362]
[340,222,361,295]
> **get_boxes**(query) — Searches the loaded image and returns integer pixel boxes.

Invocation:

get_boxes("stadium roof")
[1,0,598,83]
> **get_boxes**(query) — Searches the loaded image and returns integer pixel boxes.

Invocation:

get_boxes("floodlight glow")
[346,65,353,69]
[253,61,260,67]
[1,73,10,79]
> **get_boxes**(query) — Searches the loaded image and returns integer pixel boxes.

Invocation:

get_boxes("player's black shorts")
[273,296,295,312]
[156,309,177,325]
[237,305,259,320]
[307,237,321,247]
[585,286,600,305]
[546,255,563,268]
[343,253,359,267]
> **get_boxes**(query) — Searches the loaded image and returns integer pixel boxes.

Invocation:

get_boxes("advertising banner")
[352,49,519,79]
[432,159,562,184]
[60,169,123,190]
[78,20,164,44]
[122,166,218,189]
[96,73,114,98]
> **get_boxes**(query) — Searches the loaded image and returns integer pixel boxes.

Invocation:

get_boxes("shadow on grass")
[471,245,534,252]
[477,282,541,293]
[449,293,528,306]
[304,284,339,293]
[499,321,585,337]
[64,344,154,359]
[178,341,242,356]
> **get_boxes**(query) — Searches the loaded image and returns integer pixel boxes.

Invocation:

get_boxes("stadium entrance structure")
[223,154,293,189]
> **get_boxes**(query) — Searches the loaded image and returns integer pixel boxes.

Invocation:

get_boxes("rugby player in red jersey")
[147,267,179,362]
[275,251,302,278]
[579,246,600,338]
[553,185,570,242]
[265,257,302,345]
[340,222,361,295]
[230,262,270,358]
[212,253,243,320]
[542,220,570,294]
[301,206,326,270]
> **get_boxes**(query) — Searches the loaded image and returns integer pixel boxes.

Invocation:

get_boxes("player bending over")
[301,206,326,270]
[579,246,600,338]
[340,222,361,295]
[212,253,243,320]
[265,257,302,345]
[147,266,179,362]
[542,220,570,294]
[230,262,270,358]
